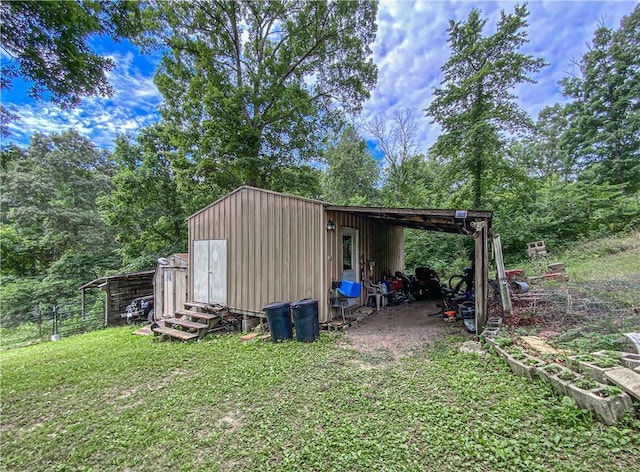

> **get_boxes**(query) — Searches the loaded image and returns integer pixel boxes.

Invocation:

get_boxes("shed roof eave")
[187,186,329,221]
[325,206,492,235]
[78,269,156,290]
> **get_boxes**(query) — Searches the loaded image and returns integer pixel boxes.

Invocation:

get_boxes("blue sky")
[2,0,636,153]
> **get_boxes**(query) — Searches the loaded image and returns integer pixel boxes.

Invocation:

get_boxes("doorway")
[341,227,359,282]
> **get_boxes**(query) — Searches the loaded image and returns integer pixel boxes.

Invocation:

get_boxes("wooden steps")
[153,303,227,342]
[174,310,223,330]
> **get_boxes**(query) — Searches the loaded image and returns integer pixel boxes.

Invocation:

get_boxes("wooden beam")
[492,235,512,316]
[473,220,489,331]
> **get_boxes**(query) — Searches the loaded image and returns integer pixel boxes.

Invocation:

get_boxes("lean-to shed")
[187,186,493,328]
[153,253,189,320]
[80,269,155,326]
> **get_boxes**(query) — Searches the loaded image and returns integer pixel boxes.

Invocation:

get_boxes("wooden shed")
[187,186,493,329]
[153,253,189,320]
[80,269,155,326]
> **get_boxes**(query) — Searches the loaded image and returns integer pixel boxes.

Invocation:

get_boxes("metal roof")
[79,269,155,290]
[326,205,492,235]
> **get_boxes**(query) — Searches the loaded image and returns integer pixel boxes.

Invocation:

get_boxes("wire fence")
[0,303,105,350]
[506,277,640,337]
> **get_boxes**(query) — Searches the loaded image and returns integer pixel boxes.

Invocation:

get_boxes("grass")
[563,232,640,282]
[1,328,639,471]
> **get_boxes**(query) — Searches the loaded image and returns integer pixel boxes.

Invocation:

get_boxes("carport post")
[473,220,488,331]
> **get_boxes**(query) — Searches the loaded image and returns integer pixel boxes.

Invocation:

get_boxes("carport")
[325,205,493,330]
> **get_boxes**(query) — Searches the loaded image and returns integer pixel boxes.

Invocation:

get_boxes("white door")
[341,227,359,282]
[193,240,228,304]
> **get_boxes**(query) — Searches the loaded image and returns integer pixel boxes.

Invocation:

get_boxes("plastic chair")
[363,279,388,311]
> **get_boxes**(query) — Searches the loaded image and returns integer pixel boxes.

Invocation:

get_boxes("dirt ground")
[341,300,474,361]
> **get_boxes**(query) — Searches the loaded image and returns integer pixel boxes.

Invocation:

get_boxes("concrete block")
[604,367,640,401]
[536,364,579,396]
[566,381,633,426]
[492,344,544,381]
[620,353,640,371]
[577,360,619,384]
[480,327,500,339]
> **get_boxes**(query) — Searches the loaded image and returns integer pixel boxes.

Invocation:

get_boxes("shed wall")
[324,211,404,321]
[153,255,189,318]
[105,276,154,326]
[188,187,326,319]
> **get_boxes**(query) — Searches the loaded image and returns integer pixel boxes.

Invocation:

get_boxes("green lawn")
[1,328,638,471]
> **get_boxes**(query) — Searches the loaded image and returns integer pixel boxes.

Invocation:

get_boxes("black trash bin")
[263,301,293,342]
[291,298,320,342]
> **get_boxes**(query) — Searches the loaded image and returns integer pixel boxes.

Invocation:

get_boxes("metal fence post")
[52,305,59,340]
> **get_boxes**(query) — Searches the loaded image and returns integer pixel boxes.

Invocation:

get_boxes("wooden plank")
[152,326,199,341]
[240,333,258,342]
[164,317,208,330]
[175,310,219,321]
[492,235,512,316]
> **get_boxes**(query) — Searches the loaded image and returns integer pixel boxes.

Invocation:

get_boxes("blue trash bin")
[263,301,293,342]
[291,298,320,342]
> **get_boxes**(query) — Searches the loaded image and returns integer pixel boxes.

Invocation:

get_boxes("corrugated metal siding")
[153,255,189,318]
[188,187,325,319]
[324,211,404,322]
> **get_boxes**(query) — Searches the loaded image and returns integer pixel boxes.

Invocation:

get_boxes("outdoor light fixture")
[326,219,336,231]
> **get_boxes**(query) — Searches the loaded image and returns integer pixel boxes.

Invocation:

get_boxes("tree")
[100,125,190,270]
[1,0,142,108]
[0,130,119,323]
[146,0,378,194]
[425,5,546,208]
[322,125,379,205]
[560,5,640,193]
[366,109,439,207]
[510,104,575,181]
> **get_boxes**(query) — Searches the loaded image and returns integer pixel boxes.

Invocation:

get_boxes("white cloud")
[361,0,636,153]
[4,50,162,150]
[3,1,636,154]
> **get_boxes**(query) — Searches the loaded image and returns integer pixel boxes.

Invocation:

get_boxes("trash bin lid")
[263,301,290,310]
[291,298,318,308]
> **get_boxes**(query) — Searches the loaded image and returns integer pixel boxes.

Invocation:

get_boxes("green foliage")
[404,229,473,276]
[573,377,600,391]
[146,0,378,194]
[99,126,190,270]
[426,4,546,208]
[0,130,119,324]
[601,385,624,398]
[561,5,640,192]
[1,331,638,471]
[592,356,620,368]
[1,0,143,108]
[322,125,379,205]
[556,331,624,354]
